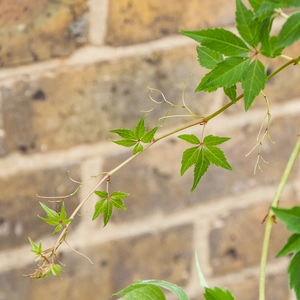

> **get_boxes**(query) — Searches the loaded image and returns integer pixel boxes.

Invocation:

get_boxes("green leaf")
[103,201,113,226]
[115,280,189,300]
[191,149,210,191]
[115,284,166,300]
[276,233,300,257]
[59,202,67,221]
[196,57,251,92]
[111,198,127,210]
[272,206,300,233]
[50,264,63,279]
[141,126,158,143]
[204,287,235,300]
[134,116,146,139]
[205,146,233,170]
[259,16,283,58]
[236,0,261,46]
[94,190,108,198]
[178,134,200,145]
[249,0,263,12]
[53,224,63,234]
[180,28,250,56]
[195,250,209,288]
[242,59,267,111]
[133,142,143,154]
[181,146,200,176]
[277,12,300,49]
[110,191,129,200]
[92,199,107,221]
[203,135,231,146]
[112,139,137,147]
[255,0,300,20]
[109,129,136,139]
[137,280,189,300]
[196,46,224,69]
[38,216,59,226]
[28,237,42,255]
[224,85,237,103]
[288,252,300,299]
[39,202,59,220]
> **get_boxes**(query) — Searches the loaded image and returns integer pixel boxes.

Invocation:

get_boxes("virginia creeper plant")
[26,0,300,299]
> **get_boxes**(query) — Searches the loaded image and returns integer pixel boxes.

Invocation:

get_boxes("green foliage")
[273,206,300,298]
[180,0,300,110]
[288,251,300,299]
[92,191,129,226]
[180,28,250,56]
[236,0,261,47]
[38,202,72,234]
[242,59,267,110]
[28,237,43,259]
[115,280,189,300]
[196,46,224,69]
[178,134,232,191]
[110,116,158,155]
[196,57,251,92]
[277,12,300,49]
[203,287,235,300]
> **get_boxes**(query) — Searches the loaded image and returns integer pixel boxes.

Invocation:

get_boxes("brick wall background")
[0,1,299,300]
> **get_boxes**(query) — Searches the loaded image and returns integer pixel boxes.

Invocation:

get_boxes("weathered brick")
[209,198,297,275]
[225,273,289,300]
[111,223,193,294]
[105,0,235,46]
[1,45,214,155]
[0,164,80,250]
[0,0,87,67]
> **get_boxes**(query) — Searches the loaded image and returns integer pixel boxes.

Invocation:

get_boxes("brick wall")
[0,1,299,300]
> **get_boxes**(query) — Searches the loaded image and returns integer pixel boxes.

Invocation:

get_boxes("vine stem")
[259,136,300,300]
[41,57,297,264]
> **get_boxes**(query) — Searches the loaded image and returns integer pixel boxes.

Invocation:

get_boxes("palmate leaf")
[141,126,158,143]
[134,115,146,139]
[115,280,189,300]
[196,57,251,92]
[115,284,166,300]
[179,135,232,191]
[249,0,263,12]
[288,252,300,300]
[255,0,300,20]
[196,46,224,69]
[181,146,200,176]
[109,128,136,139]
[178,134,201,144]
[272,206,300,233]
[204,287,235,300]
[205,146,232,170]
[112,139,137,147]
[223,85,237,103]
[203,135,231,146]
[242,59,267,111]
[93,190,128,226]
[236,0,261,46]
[277,12,300,49]
[180,28,250,56]
[259,16,283,58]
[276,233,300,257]
[192,149,210,192]
[133,142,143,154]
